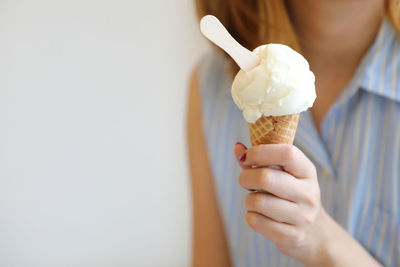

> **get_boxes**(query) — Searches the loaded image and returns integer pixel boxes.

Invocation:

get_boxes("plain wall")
[0,1,208,266]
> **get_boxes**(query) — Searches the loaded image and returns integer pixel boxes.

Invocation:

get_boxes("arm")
[233,144,382,267]
[187,69,232,267]
[319,210,382,267]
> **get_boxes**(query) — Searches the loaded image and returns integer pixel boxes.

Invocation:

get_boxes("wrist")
[303,208,337,267]
[306,209,382,267]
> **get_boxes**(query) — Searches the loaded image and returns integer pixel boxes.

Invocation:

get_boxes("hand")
[233,143,330,266]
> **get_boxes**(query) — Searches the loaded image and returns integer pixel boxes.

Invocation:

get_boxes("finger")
[238,167,303,202]
[245,212,303,248]
[244,192,300,225]
[243,144,316,178]
[233,142,250,169]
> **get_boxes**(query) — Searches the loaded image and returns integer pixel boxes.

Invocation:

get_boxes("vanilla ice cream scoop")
[232,44,316,123]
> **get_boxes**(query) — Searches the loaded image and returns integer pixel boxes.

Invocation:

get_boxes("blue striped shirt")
[197,17,400,266]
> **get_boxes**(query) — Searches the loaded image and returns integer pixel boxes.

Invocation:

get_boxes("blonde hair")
[196,0,400,73]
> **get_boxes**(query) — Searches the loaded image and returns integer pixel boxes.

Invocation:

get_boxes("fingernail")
[239,152,247,162]
[235,142,247,149]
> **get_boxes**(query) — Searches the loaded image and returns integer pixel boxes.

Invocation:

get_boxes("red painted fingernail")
[235,142,247,149]
[239,152,247,162]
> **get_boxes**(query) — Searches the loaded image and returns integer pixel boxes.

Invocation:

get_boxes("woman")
[187,0,400,266]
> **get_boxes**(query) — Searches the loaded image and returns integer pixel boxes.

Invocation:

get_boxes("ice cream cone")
[248,113,300,146]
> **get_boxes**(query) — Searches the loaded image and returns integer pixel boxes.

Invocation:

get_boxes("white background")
[0,1,208,266]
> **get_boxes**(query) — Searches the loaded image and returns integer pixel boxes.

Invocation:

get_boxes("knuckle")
[306,163,318,178]
[238,172,246,186]
[301,212,314,225]
[303,188,320,209]
[249,146,262,160]
[277,245,290,255]
[303,193,316,207]
[283,145,298,161]
[258,169,272,189]
[244,195,250,209]
[252,145,265,154]
[287,229,304,248]
[245,212,259,229]
[291,232,305,248]
[275,240,286,249]
[297,205,318,226]
[310,164,317,176]
[315,186,321,200]
[313,193,321,208]
[252,194,266,211]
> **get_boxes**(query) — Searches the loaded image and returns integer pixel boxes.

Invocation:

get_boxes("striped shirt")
[197,17,400,266]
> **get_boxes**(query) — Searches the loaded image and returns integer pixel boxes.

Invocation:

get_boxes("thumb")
[234,142,249,169]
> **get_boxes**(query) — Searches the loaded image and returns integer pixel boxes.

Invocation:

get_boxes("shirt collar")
[358,17,400,102]
[294,18,400,173]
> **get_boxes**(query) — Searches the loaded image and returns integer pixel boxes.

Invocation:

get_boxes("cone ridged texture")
[248,114,300,146]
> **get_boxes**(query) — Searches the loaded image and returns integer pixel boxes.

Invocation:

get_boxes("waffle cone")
[248,114,300,146]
